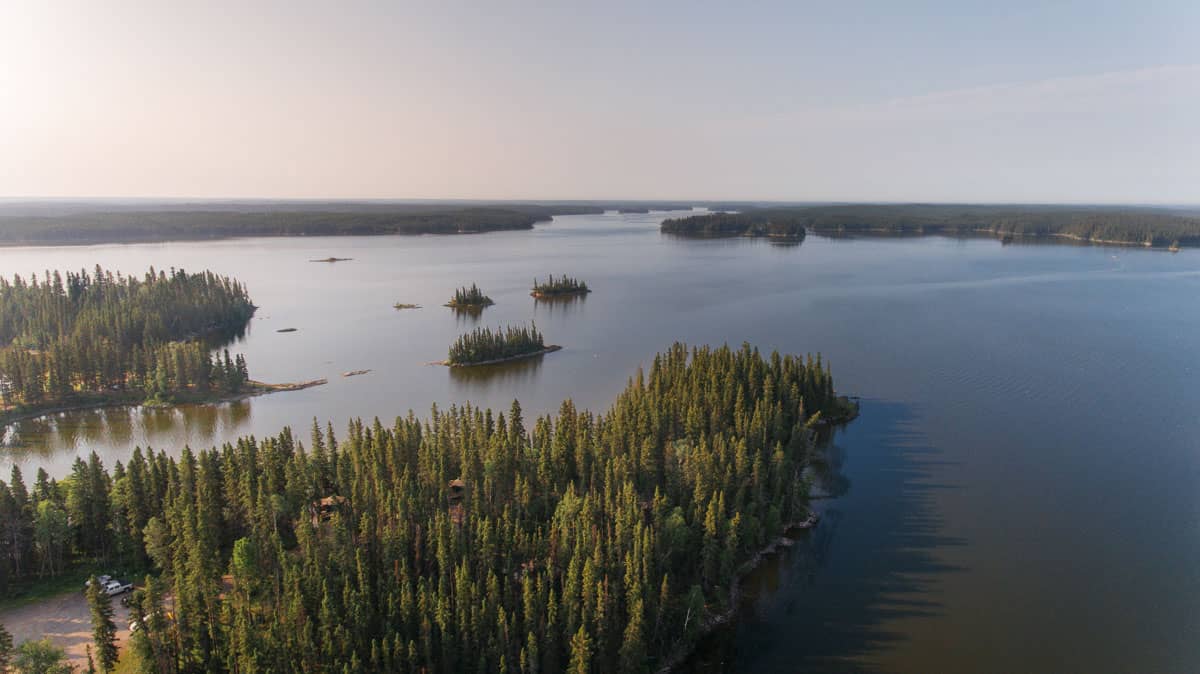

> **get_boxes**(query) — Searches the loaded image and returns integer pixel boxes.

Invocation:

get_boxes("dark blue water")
[3,213,1200,672]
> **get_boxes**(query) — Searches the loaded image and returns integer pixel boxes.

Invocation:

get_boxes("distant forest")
[663,204,1200,248]
[661,211,807,239]
[0,202,693,246]
[0,208,568,246]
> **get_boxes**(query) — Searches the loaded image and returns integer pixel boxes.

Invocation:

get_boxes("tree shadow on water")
[686,399,966,673]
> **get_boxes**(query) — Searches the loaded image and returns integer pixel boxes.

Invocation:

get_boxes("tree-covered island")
[531,275,591,298]
[444,284,495,310]
[661,211,807,239]
[0,266,322,425]
[0,342,856,673]
[442,322,559,366]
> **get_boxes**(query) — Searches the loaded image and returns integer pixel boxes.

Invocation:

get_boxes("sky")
[0,1,1197,203]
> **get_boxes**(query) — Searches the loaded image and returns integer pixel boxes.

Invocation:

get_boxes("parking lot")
[0,588,133,667]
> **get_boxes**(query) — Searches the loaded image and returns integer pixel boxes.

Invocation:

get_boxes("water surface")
[3,212,1200,672]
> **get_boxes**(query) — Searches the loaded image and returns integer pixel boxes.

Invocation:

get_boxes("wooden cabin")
[448,479,466,525]
[310,495,348,527]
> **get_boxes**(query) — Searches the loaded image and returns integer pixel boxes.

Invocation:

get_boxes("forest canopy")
[0,266,255,414]
[0,342,851,673]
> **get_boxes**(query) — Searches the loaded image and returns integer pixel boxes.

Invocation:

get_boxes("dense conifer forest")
[660,211,807,239]
[445,284,494,310]
[664,204,1200,248]
[531,276,590,298]
[0,343,851,673]
[447,323,548,365]
[0,266,255,417]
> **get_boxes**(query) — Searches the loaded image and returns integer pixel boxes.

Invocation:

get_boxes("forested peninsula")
[0,266,288,425]
[0,343,856,673]
[663,204,1200,248]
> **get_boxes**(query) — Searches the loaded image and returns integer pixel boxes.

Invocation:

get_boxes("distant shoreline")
[0,378,327,428]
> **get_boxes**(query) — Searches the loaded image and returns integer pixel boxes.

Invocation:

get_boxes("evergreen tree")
[0,622,12,672]
[87,575,120,672]
[567,626,592,674]
[4,342,854,672]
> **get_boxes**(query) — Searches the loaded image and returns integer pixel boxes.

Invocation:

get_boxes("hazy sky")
[1,1,1197,202]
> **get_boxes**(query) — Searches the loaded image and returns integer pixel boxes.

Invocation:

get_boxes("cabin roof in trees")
[310,495,348,525]
[316,495,348,509]
[448,480,467,525]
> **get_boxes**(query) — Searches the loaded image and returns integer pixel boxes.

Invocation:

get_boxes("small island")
[444,283,494,310]
[438,322,559,367]
[393,303,421,310]
[309,257,353,263]
[660,211,807,239]
[530,274,591,298]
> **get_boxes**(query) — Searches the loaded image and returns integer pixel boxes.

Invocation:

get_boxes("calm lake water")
[4,211,1200,672]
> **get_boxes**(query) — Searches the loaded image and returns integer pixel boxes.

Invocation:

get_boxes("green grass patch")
[0,568,91,611]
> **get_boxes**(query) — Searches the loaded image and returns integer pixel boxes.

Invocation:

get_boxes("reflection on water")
[447,353,546,396]
[2,401,253,463]
[533,292,588,319]
[659,233,807,249]
[451,305,486,324]
[688,401,966,673]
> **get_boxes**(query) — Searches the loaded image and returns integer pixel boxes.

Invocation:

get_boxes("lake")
[3,211,1200,672]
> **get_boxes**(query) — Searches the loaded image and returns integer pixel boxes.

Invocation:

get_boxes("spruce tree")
[86,574,120,672]
[567,626,592,674]
[0,621,12,672]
